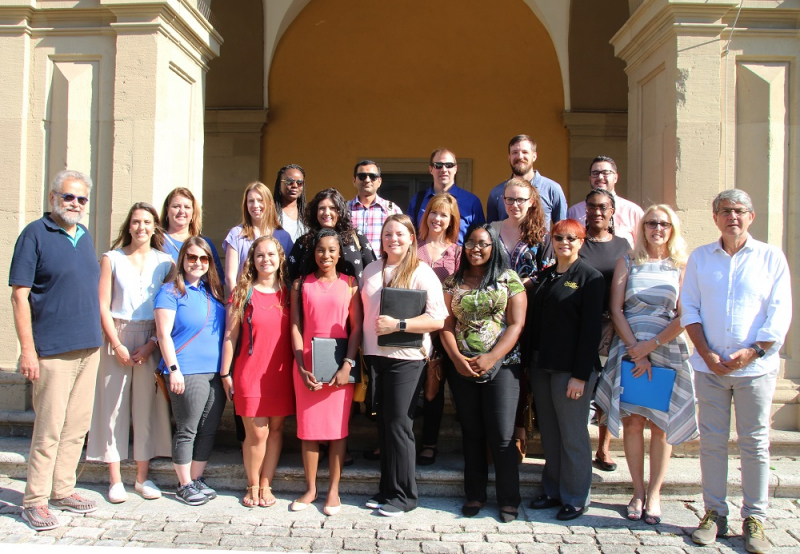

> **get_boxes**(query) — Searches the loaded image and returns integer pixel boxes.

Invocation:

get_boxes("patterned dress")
[595,257,698,445]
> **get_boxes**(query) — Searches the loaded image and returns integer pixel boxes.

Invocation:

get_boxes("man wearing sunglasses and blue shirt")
[408,148,484,245]
[10,169,104,531]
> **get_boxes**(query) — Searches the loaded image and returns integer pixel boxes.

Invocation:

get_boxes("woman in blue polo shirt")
[155,237,226,506]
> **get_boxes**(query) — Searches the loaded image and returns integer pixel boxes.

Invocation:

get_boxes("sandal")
[242,485,259,508]
[643,504,662,525]
[22,505,60,531]
[626,497,644,521]
[259,486,276,508]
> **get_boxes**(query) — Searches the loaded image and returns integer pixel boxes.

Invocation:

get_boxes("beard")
[511,160,533,176]
[52,203,84,225]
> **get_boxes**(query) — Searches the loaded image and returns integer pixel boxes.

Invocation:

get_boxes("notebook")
[311,337,358,384]
[377,287,427,348]
[620,360,676,413]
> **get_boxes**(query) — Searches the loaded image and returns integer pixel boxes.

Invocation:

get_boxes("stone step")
[0,435,797,500]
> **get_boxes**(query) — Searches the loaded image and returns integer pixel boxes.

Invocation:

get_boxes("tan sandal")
[242,485,259,508]
[259,486,276,508]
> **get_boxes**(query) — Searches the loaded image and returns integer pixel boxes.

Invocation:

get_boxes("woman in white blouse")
[87,203,174,503]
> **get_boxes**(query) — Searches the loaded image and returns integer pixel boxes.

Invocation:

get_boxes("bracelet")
[654,337,662,347]
[112,344,122,351]
[220,374,232,379]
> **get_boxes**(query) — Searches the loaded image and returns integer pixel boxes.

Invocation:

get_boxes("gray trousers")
[167,373,226,465]
[694,370,777,521]
[530,368,597,508]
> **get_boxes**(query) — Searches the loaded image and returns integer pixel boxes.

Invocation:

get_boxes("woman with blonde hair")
[160,187,224,285]
[223,181,293,293]
[219,235,295,508]
[596,204,696,525]
[361,214,448,516]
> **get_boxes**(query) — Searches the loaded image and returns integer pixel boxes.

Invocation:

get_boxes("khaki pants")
[24,348,100,507]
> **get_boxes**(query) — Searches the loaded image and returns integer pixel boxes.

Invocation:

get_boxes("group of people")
[10,135,791,554]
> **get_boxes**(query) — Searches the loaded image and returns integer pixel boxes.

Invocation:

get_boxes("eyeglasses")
[281,178,304,187]
[717,207,751,217]
[503,196,530,206]
[586,203,611,213]
[356,172,380,182]
[464,241,492,250]
[644,220,672,229]
[553,234,580,243]
[431,162,456,170]
[590,170,616,178]
[57,193,89,206]
[185,254,210,265]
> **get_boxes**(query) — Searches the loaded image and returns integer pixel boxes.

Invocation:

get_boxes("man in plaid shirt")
[348,160,402,253]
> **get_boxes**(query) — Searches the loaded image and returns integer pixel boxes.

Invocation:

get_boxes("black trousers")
[447,364,521,508]
[366,355,425,511]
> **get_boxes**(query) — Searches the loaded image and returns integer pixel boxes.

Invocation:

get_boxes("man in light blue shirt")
[682,189,792,554]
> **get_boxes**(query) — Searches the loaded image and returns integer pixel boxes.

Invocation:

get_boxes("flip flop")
[626,499,643,521]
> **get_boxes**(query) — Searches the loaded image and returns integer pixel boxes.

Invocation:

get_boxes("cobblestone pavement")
[0,477,798,553]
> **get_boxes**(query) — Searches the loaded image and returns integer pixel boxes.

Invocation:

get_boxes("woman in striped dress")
[595,205,697,525]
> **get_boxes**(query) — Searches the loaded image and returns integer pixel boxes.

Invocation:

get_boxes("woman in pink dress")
[290,228,363,515]
[219,235,294,508]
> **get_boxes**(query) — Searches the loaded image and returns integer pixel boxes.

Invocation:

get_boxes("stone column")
[612,0,799,430]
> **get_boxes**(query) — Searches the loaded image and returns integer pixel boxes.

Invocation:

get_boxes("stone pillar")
[612,0,799,430]
[562,112,628,205]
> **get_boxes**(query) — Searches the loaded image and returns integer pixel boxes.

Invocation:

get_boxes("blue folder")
[620,360,676,413]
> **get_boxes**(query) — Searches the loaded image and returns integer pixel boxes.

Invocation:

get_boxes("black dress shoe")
[461,503,483,517]
[529,494,562,510]
[556,504,587,521]
[593,456,617,472]
[499,508,518,523]
[416,446,437,466]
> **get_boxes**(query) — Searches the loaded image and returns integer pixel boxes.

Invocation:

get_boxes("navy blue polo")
[408,185,485,245]
[8,213,103,357]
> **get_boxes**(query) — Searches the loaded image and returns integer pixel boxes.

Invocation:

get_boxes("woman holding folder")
[595,205,696,525]
[290,228,363,516]
[361,214,448,517]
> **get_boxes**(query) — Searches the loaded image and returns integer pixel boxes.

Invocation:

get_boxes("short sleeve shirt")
[443,269,525,364]
[223,225,294,281]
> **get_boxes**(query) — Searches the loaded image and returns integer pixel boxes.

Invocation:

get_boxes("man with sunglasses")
[566,156,643,247]
[487,135,567,229]
[408,148,484,244]
[9,169,104,530]
[682,189,791,554]
[348,160,402,252]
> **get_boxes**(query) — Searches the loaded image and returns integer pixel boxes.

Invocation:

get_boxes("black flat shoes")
[556,504,587,520]
[529,494,562,510]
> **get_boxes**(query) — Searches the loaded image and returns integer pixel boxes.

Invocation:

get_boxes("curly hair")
[230,235,289,325]
[504,178,546,246]
[302,188,356,247]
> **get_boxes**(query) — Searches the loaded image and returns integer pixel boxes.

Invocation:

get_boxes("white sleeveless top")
[105,249,174,321]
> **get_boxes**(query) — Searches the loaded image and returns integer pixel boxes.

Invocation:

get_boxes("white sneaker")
[135,480,162,500]
[108,482,128,504]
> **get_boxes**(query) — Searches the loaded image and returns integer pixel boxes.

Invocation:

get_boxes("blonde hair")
[240,181,281,241]
[230,236,288,325]
[504,178,546,245]
[380,214,420,289]
[418,193,460,244]
[631,204,688,268]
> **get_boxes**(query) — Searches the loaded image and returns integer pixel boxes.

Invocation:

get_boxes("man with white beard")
[10,169,103,530]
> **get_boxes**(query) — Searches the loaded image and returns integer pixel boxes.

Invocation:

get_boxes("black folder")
[377,287,427,348]
[311,337,358,384]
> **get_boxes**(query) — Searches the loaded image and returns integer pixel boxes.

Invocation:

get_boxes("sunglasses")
[185,253,210,265]
[553,234,580,243]
[281,178,305,187]
[356,172,380,182]
[644,220,672,229]
[57,193,89,206]
[431,162,456,170]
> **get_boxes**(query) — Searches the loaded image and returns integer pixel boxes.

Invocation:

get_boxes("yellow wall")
[263,0,568,204]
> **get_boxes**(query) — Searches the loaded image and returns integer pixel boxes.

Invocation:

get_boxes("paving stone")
[91,509,115,520]
[56,537,97,545]
[595,533,639,545]
[334,528,377,538]
[163,522,203,533]
[113,513,144,521]
[593,526,631,534]
[433,524,464,534]
[311,537,345,551]
[378,530,398,540]
[343,537,378,551]
[69,517,104,527]
[397,529,440,541]
[64,526,105,539]
[176,533,221,546]
[102,528,135,540]
[141,541,178,548]
[486,533,535,543]
[390,522,434,531]
[254,525,290,536]
[25,535,57,544]
[463,544,515,554]
[95,540,127,547]
[355,521,391,530]
[0,533,34,543]
[129,531,178,543]
[140,513,165,522]
[568,526,595,535]
[562,534,595,544]
[269,536,314,550]
[124,541,146,547]
[531,523,571,534]
[638,534,686,546]
[322,518,354,529]
[102,519,137,529]
[634,548,683,554]
[533,534,563,544]
[291,527,333,538]
[377,539,422,551]
[557,546,600,554]
[768,529,799,547]
[218,535,274,548]
[516,545,560,554]
[786,528,800,542]
[203,523,256,535]
[197,515,231,524]
[461,523,499,533]
[588,546,634,554]
[133,521,166,532]
[293,519,324,529]
[38,526,71,539]
[165,513,199,522]
[422,541,462,554]
[439,532,483,543]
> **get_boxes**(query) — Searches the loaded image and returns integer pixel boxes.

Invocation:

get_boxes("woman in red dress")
[219,236,295,508]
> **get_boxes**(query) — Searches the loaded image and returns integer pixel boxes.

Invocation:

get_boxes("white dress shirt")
[680,234,792,377]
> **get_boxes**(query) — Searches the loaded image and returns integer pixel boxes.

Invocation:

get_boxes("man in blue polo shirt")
[10,169,103,531]
[408,148,485,245]
[486,134,567,229]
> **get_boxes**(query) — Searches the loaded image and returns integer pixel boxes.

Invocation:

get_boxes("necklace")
[586,233,612,243]
[316,276,337,293]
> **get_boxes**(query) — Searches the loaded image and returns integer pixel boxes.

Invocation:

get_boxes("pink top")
[567,194,644,248]
[360,260,448,360]
[417,242,461,284]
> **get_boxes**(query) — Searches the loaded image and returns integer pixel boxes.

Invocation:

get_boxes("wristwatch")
[398,319,407,332]
[343,358,356,368]
[150,336,159,344]
[751,344,766,358]
[169,364,179,373]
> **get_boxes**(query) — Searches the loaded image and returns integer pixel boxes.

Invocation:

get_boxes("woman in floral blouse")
[440,223,527,523]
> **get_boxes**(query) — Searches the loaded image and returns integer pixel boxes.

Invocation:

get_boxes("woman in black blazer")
[526,219,604,521]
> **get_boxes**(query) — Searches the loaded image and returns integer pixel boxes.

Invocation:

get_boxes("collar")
[43,212,86,238]
[351,194,392,211]
[713,233,754,254]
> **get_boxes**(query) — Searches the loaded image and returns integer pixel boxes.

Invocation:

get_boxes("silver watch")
[343,357,356,368]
